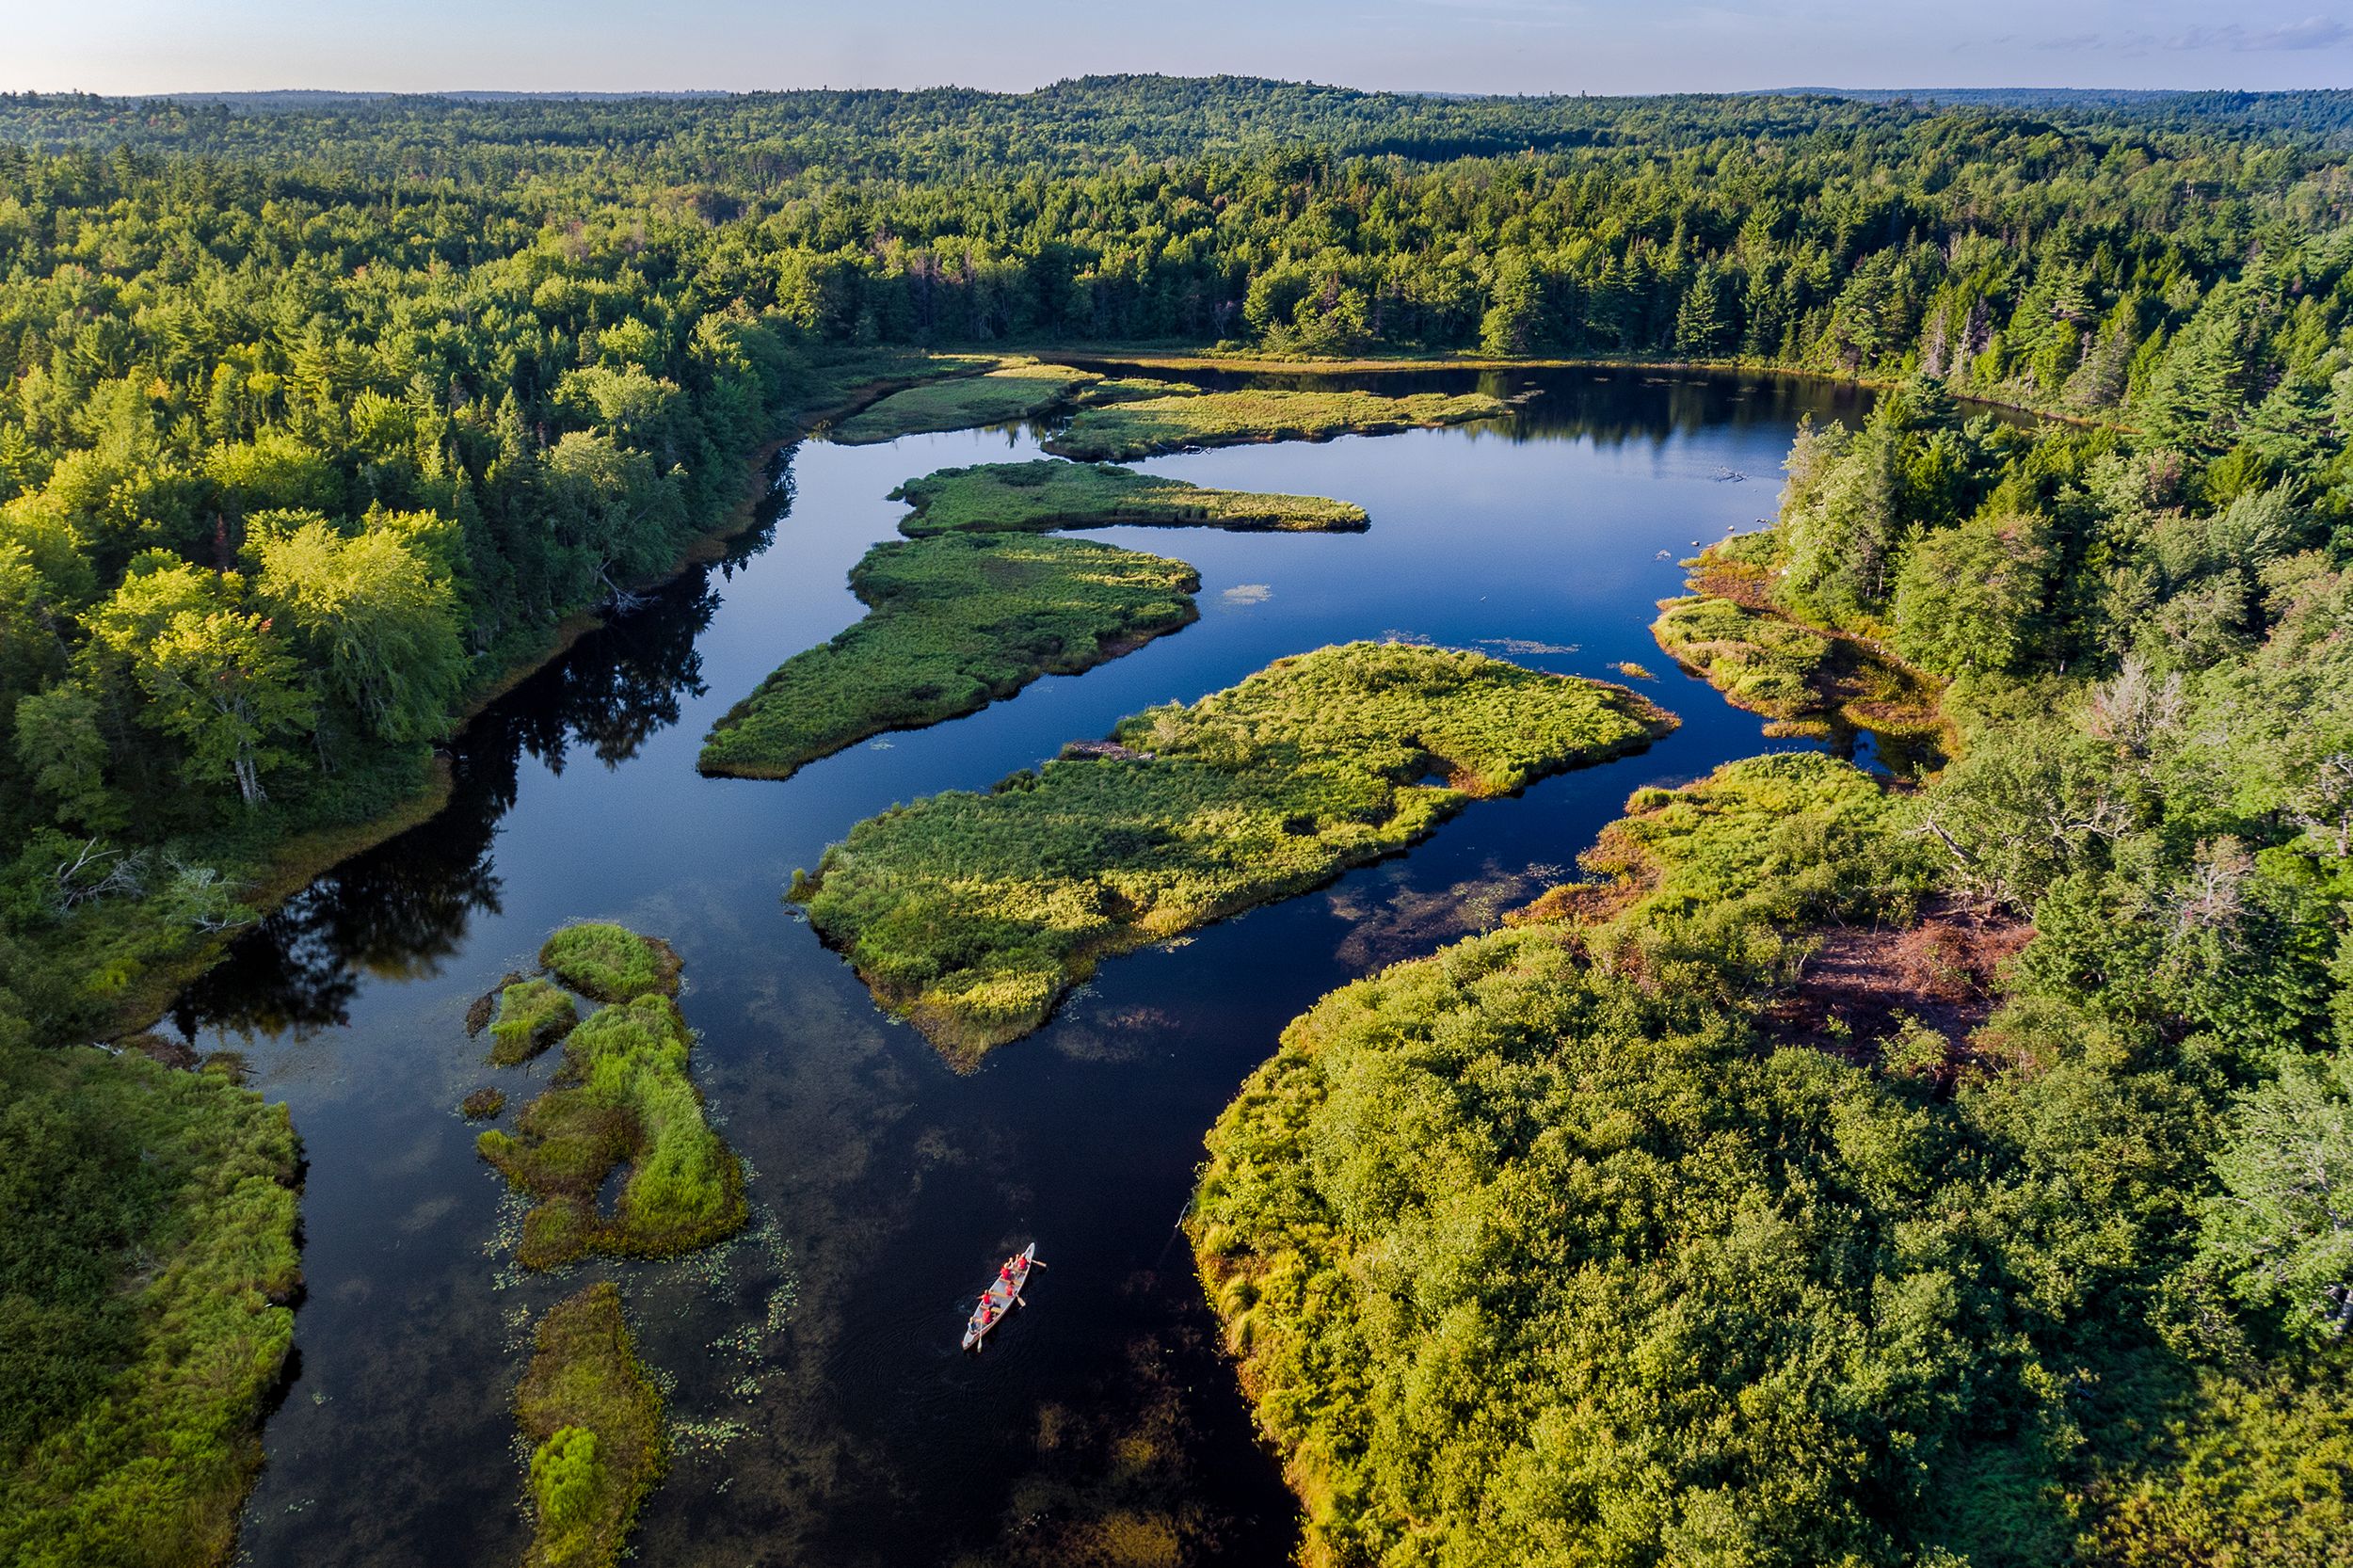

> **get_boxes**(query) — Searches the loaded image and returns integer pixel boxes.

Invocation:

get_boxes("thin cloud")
[2042,16,2353,55]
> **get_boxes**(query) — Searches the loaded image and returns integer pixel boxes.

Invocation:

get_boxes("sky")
[2,0,2349,97]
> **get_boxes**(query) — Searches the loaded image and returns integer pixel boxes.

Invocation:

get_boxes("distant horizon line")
[3,81,2347,104]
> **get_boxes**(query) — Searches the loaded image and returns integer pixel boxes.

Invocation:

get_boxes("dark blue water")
[183,367,1874,1568]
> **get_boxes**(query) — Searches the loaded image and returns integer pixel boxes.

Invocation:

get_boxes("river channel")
[177,365,1876,1567]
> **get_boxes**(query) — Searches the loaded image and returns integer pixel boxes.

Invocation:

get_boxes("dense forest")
[1,77,2351,1565]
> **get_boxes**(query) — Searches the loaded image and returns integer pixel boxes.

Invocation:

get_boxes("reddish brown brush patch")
[122,1031,201,1070]
[1764,900,2033,1072]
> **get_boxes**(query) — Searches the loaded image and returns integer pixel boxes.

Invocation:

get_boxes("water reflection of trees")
[176,553,731,1040]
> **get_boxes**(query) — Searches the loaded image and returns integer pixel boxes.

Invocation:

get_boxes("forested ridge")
[1,79,2351,1566]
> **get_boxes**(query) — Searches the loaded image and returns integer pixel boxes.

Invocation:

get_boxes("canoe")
[962,1242,1038,1351]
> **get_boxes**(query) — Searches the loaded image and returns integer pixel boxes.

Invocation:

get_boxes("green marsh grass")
[515,1282,664,1568]
[890,459,1366,536]
[828,361,1096,443]
[791,641,1674,1060]
[1043,387,1508,461]
[478,991,744,1270]
[698,534,1201,780]
[488,978,580,1065]
[539,923,682,1004]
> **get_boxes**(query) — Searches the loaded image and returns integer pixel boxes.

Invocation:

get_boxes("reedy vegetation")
[790,641,1673,1058]
[890,458,1368,536]
[697,532,1200,780]
[514,1282,666,1568]
[1042,388,1507,460]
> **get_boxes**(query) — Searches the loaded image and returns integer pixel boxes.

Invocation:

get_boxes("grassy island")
[891,459,1368,536]
[487,979,580,1066]
[828,361,1098,443]
[0,1045,301,1568]
[1652,536,1947,755]
[479,938,744,1269]
[698,535,1202,780]
[1042,387,1508,461]
[515,1282,665,1568]
[539,923,683,1005]
[790,641,1673,1059]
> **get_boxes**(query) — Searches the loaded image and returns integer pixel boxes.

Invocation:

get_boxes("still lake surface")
[179,366,1876,1566]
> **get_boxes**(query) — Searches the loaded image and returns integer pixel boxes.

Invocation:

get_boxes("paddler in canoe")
[962,1242,1044,1351]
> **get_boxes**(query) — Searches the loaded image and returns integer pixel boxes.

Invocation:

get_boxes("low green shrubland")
[487,978,580,1066]
[515,1282,665,1568]
[539,923,682,1004]
[791,641,1673,1059]
[0,1043,300,1568]
[698,534,1201,780]
[891,459,1367,536]
[478,990,744,1270]
[1651,548,1947,755]
[828,360,1097,442]
[1042,388,1509,460]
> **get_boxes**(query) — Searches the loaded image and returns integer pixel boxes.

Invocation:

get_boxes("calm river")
[180,366,1875,1567]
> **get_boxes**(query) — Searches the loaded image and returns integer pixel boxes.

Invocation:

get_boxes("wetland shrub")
[829,361,1096,443]
[479,993,744,1269]
[1043,387,1508,461]
[488,978,580,1065]
[699,534,1200,780]
[539,923,682,1004]
[792,641,1673,1058]
[891,459,1366,536]
[516,1283,664,1568]
[0,1044,300,1568]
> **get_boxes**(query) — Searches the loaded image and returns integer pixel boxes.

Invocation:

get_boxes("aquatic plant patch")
[1043,387,1509,461]
[828,361,1097,443]
[891,458,1366,536]
[515,1281,665,1568]
[699,534,1202,780]
[791,641,1673,1059]
[540,922,682,1004]
[478,992,745,1269]
[488,977,581,1065]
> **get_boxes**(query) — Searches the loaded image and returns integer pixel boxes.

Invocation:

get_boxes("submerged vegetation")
[515,1282,665,1568]
[480,991,745,1269]
[539,923,682,1005]
[1045,388,1508,461]
[0,1045,300,1568]
[891,459,1367,536]
[698,534,1200,780]
[792,641,1673,1058]
[828,361,1096,442]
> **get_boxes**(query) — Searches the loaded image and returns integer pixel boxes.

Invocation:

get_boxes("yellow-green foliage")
[538,922,681,1004]
[829,361,1097,442]
[1561,750,1929,932]
[478,993,744,1269]
[0,1044,300,1568]
[891,459,1367,536]
[515,1283,664,1568]
[1653,591,1947,743]
[698,534,1201,780]
[488,978,580,1065]
[1043,387,1509,461]
[792,641,1673,1059]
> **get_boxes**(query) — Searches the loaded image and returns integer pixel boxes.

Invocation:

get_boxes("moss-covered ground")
[539,923,682,1004]
[488,978,580,1066]
[1043,387,1508,461]
[1651,537,1949,759]
[891,458,1366,536]
[479,990,745,1270]
[514,1282,665,1568]
[828,360,1098,443]
[791,641,1674,1060]
[0,1044,301,1568]
[698,534,1202,781]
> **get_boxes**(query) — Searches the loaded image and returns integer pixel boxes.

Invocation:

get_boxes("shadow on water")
[180,366,1890,1567]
